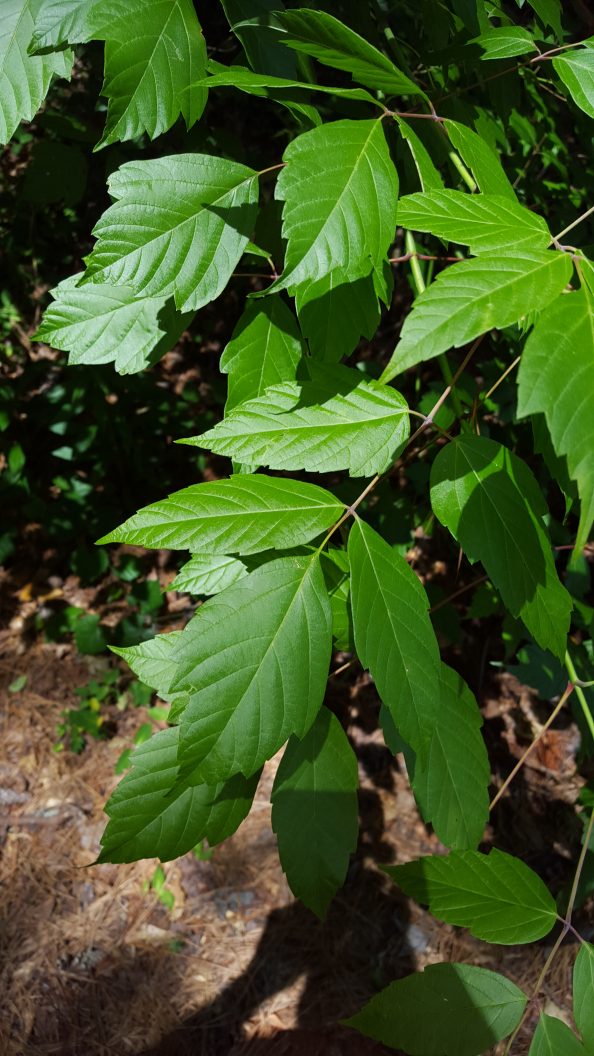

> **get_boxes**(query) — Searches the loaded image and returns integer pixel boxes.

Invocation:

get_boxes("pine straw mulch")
[0,632,592,1056]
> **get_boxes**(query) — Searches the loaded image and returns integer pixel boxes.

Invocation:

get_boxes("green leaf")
[554,50,594,120]
[397,118,445,191]
[517,289,594,557]
[430,436,572,658]
[386,848,558,944]
[82,154,259,312]
[473,27,538,60]
[98,726,259,863]
[268,118,399,294]
[323,548,353,651]
[220,0,300,79]
[172,554,332,781]
[295,263,392,362]
[221,296,304,413]
[31,0,207,147]
[190,362,409,477]
[112,630,183,700]
[276,9,425,98]
[398,191,550,254]
[344,963,527,1055]
[34,274,191,374]
[197,64,380,106]
[382,250,572,380]
[408,663,490,850]
[348,519,440,761]
[98,474,345,555]
[1,0,72,146]
[445,120,517,199]
[271,708,358,917]
[574,942,594,1045]
[529,1015,585,1056]
[526,0,563,37]
[169,555,248,596]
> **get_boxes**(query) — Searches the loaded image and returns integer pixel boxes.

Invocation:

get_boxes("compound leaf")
[169,554,248,596]
[408,663,489,850]
[344,963,527,1055]
[529,1015,585,1056]
[445,119,517,199]
[348,519,440,762]
[573,942,594,1045]
[517,289,594,557]
[35,273,191,374]
[98,726,259,863]
[271,707,359,917]
[221,296,304,412]
[276,8,425,98]
[171,554,332,781]
[268,118,399,294]
[191,362,409,477]
[430,436,572,658]
[386,848,558,944]
[1,0,72,146]
[398,191,550,255]
[295,263,392,362]
[83,154,259,312]
[554,50,594,120]
[383,250,572,380]
[98,474,345,555]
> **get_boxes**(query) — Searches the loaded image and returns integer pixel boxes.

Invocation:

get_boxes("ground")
[0,592,590,1056]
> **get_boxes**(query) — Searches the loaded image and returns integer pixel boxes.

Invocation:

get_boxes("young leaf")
[386,848,558,944]
[295,263,392,362]
[344,963,527,1055]
[168,554,248,596]
[397,118,445,191]
[98,726,259,863]
[172,554,332,781]
[82,154,259,312]
[190,362,409,477]
[98,474,345,555]
[268,118,399,294]
[398,191,550,255]
[445,120,517,199]
[573,942,594,1045]
[35,274,191,374]
[271,707,359,918]
[529,1015,585,1056]
[408,663,490,850]
[517,289,594,557]
[348,519,441,762]
[430,436,572,658]
[221,297,304,413]
[473,27,538,61]
[382,250,572,380]
[276,9,425,98]
[1,0,72,146]
[554,50,594,119]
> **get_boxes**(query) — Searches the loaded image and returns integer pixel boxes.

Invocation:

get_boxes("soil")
[1,593,591,1056]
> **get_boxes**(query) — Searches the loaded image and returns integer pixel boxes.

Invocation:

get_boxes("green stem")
[405,231,425,295]
[565,650,594,743]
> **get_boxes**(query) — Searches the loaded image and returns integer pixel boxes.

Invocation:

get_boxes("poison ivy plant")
[9,1,594,1052]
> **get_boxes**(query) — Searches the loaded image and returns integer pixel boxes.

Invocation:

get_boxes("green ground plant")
[3,1,594,1052]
